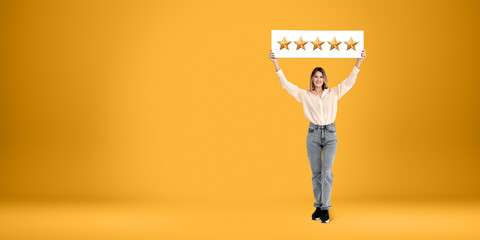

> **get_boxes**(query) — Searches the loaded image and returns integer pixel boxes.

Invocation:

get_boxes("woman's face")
[312,71,324,88]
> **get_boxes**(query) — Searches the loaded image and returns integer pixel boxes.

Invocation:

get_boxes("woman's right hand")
[269,49,278,63]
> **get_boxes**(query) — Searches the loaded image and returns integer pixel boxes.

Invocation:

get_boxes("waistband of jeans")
[309,121,335,129]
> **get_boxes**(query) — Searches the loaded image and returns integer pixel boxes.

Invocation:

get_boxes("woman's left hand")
[359,49,366,60]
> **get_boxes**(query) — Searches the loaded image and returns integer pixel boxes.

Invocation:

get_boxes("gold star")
[277,36,292,50]
[310,37,325,50]
[294,36,308,50]
[344,36,359,51]
[328,36,342,51]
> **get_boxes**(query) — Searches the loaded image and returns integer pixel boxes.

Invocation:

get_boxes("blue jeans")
[306,121,337,210]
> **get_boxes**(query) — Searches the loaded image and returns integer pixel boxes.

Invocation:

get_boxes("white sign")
[271,30,364,58]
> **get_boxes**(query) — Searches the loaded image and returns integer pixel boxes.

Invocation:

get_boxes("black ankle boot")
[320,209,329,223]
[312,207,321,220]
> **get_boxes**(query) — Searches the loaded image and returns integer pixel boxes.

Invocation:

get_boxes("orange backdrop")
[0,0,479,204]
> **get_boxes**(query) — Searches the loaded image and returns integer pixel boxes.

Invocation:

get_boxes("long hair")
[307,67,328,93]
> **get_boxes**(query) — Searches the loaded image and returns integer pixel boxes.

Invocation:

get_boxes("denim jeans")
[306,121,337,210]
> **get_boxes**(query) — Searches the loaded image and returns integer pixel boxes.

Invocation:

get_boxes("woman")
[268,49,366,223]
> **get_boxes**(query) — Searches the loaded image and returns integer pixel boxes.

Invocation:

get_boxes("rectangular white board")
[271,30,364,58]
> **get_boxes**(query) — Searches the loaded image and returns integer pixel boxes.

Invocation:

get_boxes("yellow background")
[0,0,479,239]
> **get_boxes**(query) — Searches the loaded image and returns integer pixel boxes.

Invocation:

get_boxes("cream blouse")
[276,66,361,125]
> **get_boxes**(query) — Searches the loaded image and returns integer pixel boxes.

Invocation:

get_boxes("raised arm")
[331,49,366,100]
[269,50,304,102]
[330,65,360,100]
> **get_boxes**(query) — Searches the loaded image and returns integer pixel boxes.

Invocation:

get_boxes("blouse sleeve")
[276,68,305,103]
[330,65,360,101]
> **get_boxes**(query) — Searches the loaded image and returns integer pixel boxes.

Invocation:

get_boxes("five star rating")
[271,30,364,58]
[278,36,358,51]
